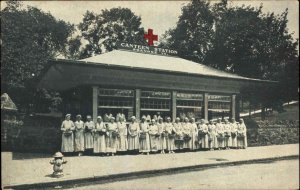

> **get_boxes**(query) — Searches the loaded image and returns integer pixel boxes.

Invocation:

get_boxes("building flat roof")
[78,50,263,81]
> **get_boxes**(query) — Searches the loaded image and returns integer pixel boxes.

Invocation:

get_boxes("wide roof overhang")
[37,50,276,94]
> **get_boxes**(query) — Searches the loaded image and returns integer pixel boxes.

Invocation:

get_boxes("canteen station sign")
[117,28,177,56]
[117,42,178,57]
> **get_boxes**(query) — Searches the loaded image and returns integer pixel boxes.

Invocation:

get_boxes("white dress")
[165,122,175,151]
[93,122,106,153]
[216,122,225,148]
[224,123,232,147]
[106,122,118,153]
[237,123,247,148]
[74,120,85,152]
[84,121,95,149]
[174,122,183,150]
[117,122,128,151]
[231,122,238,148]
[61,120,75,152]
[157,122,167,150]
[182,122,192,149]
[139,122,150,153]
[190,122,198,150]
[149,124,159,152]
[198,124,209,149]
[128,122,140,150]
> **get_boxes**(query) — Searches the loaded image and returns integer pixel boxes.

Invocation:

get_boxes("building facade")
[38,49,273,122]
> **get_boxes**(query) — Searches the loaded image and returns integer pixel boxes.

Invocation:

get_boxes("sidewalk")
[2,144,299,189]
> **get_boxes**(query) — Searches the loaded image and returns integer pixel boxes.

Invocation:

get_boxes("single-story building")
[37,48,274,122]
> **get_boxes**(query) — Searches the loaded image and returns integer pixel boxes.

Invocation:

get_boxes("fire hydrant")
[50,152,67,178]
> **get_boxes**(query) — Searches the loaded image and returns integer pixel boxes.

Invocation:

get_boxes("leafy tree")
[76,7,146,59]
[1,1,75,113]
[160,0,214,63]
[162,0,299,114]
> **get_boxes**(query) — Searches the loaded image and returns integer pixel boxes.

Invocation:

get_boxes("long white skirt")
[139,133,150,153]
[61,133,74,152]
[128,135,139,150]
[93,133,106,153]
[74,130,84,152]
[84,132,94,149]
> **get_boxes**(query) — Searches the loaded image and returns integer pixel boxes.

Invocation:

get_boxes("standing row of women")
[60,114,247,156]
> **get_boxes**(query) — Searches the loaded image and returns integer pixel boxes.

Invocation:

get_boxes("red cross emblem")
[144,29,158,46]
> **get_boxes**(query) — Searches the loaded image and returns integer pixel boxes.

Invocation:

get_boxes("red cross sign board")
[144,29,158,46]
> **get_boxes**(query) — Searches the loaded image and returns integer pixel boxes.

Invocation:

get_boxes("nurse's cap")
[166,117,171,120]
[175,117,180,121]
[131,116,136,120]
[110,117,115,120]
[151,119,156,122]
[97,116,102,119]
[86,115,92,119]
[65,114,71,118]
[158,117,163,121]
[76,114,81,118]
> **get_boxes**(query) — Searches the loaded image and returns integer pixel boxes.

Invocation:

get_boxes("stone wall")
[247,120,299,147]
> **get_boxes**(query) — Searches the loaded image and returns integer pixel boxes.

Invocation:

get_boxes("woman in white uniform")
[61,114,75,153]
[128,116,140,153]
[93,116,106,155]
[106,117,118,156]
[74,114,85,156]
[139,116,150,155]
[149,119,159,153]
[190,118,198,151]
[198,119,209,150]
[84,115,95,154]
[237,118,247,149]
[230,118,238,148]
[117,117,128,152]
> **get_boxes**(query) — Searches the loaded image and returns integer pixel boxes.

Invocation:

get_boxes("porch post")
[172,91,177,122]
[135,89,141,120]
[204,93,209,121]
[92,86,98,123]
[231,94,236,120]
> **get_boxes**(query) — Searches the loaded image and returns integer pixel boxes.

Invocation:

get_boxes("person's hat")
[65,114,71,118]
[151,119,156,122]
[218,118,222,121]
[131,116,136,120]
[239,118,244,122]
[191,118,195,121]
[184,117,189,121]
[53,152,64,158]
[86,115,92,119]
[158,117,163,121]
[97,116,102,119]
[142,116,146,120]
[110,117,115,120]
[167,117,171,120]
[175,117,180,121]
[76,114,81,118]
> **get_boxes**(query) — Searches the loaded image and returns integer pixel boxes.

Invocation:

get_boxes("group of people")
[60,114,247,156]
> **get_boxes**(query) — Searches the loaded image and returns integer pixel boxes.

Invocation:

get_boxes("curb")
[4,155,299,190]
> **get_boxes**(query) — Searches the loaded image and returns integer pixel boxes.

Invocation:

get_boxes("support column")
[135,89,141,120]
[92,86,98,123]
[231,94,236,120]
[172,91,177,122]
[204,93,209,121]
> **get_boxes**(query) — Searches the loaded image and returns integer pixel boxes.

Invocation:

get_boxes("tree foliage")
[73,7,146,59]
[1,1,74,112]
[162,0,299,106]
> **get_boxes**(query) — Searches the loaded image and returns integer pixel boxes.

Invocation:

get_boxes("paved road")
[72,159,299,190]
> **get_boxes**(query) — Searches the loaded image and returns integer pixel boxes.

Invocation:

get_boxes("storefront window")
[97,88,134,120]
[208,95,231,120]
[141,90,171,111]
[176,92,203,121]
